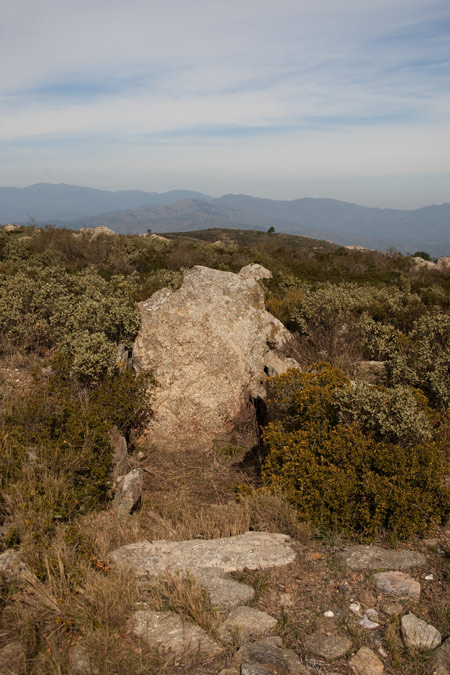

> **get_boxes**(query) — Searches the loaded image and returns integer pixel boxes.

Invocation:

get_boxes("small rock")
[324,610,335,618]
[0,642,26,674]
[109,426,129,479]
[430,637,450,674]
[194,567,255,610]
[304,632,352,661]
[423,538,439,549]
[69,643,99,674]
[349,646,384,674]
[132,610,224,659]
[234,636,311,673]
[340,546,426,570]
[374,571,421,600]
[350,602,362,614]
[401,612,442,651]
[366,609,380,620]
[382,601,403,617]
[425,574,434,581]
[359,614,380,630]
[279,592,294,608]
[0,550,36,584]
[219,606,277,645]
[112,468,143,516]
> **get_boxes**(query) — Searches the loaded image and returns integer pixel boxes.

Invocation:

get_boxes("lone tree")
[268,226,275,234]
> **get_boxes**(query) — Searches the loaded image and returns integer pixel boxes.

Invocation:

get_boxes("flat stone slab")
[304,632,352,661]
[401,612,441,651]
[219,606,277,644]
[339,546,426,570]
[374,571,421,599]
[132,610,224,660]
[349,646,384,674]
[111,531,296,577]
[234,636,311,674]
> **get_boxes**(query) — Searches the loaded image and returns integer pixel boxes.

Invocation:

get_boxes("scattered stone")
[0,642,26,674]
[425,574,434,581]
[234,636,310,674]
[374,571,421,600]
[304,632,352,661]
[112,468,142,516]
[348,646,384,674]
[359,614,380,630]
[350,602,362,614]
[194,567,254,610]
[430,637,450,674]
[111,531,296,577]
[324,610,335,618]
[423,538,439,549]
[279,592,294,608]
[132,610,224,659]
[340,545,426,570]
[0,550,36,584]
[219,606,277,644]
[133,265,298,452]
[68,643,99,674]
[3,224,20,232]
[401,612,442,651]
[109,426,129,479]
[381,601,403,617]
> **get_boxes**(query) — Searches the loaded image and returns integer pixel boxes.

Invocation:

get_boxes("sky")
[0,0,449,208]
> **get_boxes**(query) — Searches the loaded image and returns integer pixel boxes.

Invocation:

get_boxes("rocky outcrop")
[110,532,296,611]
[133,264,299,452]
[110,531,296,578]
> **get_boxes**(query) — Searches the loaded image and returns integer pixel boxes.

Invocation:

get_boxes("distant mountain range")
[1,183,449,256]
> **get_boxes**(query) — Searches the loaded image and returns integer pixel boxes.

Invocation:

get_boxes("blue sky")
[0,0,449,207]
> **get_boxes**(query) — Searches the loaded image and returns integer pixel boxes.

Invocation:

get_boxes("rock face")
[133,264,298,451]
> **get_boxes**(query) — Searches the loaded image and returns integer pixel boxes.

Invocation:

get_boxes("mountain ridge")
[1,183,449,256]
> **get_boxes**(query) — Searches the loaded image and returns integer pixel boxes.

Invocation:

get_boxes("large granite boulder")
[133,264,298,451]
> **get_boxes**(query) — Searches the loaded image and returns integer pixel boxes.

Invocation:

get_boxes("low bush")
[0,363,153,565]
[261,365,450,538]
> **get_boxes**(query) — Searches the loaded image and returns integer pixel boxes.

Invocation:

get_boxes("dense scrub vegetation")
[261,364,450,539]
[0,224,449,670]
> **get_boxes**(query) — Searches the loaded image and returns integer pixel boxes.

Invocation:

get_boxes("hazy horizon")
[1,1,449,209]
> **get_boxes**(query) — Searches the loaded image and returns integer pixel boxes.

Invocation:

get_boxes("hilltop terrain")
[1,183,450,256]
[0,225,449,673]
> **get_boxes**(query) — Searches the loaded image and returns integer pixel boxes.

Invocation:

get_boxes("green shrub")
[0,364,153,552]
[0,263,140,381]
[261,365,450,538]
[387,309,450,409]
[336,381,434,446]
